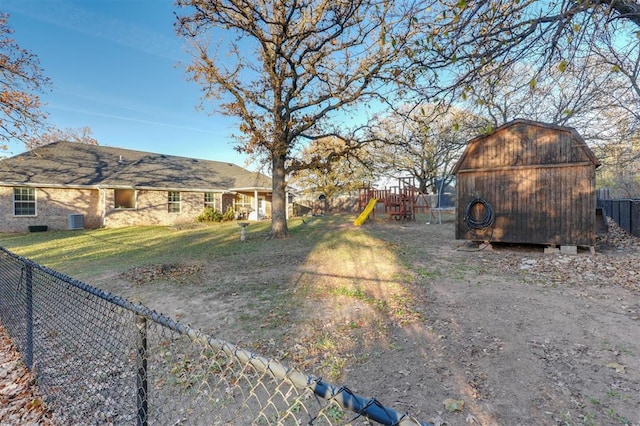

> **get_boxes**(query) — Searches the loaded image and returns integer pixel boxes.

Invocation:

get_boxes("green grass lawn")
[0,219,292,279]
[0,213,444,280]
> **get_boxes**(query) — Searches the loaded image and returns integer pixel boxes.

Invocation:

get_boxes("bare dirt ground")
[2,214,639,425]
[347,219,640,426]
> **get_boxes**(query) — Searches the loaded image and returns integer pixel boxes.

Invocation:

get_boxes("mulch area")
[0,324,53,425]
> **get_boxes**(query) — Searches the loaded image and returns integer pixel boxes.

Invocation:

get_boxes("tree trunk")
[268,152,289,239]
[417,178,428,194]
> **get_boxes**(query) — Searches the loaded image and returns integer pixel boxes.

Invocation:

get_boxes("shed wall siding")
[456,165,596,246]
[455,121,598,247]
[0,186,102,232]
[462,125,592,171]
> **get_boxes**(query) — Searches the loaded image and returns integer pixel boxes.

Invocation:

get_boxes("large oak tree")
[175,0,422,238]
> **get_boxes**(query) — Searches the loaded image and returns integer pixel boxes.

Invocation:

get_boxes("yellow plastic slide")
[354,198,377,226]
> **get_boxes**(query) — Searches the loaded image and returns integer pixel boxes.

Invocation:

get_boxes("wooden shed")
[453,119,601,250]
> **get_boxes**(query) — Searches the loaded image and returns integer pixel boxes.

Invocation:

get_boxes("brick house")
[0,141,274,232]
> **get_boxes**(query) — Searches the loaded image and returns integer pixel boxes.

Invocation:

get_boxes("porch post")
[254,190,259,219]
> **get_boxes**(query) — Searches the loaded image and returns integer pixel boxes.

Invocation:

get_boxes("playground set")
[354,177,431,226]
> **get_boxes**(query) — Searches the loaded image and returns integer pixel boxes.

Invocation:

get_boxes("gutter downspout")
[101,188,107,227]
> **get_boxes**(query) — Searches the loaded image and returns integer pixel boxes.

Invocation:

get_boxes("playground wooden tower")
[358,177,429,222]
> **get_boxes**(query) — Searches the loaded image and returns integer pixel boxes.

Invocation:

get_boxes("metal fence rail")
[597,198,640,236]
[0,247,428,426]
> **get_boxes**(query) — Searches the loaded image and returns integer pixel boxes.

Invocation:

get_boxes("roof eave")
[0,182,100,190]
[230,186,273,192]
[99,184,232,192]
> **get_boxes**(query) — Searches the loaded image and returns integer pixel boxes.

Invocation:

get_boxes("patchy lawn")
[1,214,639,425]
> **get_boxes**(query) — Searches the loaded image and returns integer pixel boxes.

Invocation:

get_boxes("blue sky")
[4,0,251,168]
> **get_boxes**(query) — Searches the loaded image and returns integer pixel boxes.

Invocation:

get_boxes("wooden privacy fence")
[597,199,640,236]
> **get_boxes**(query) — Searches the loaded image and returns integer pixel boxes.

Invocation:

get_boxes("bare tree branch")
[415,0,640,102]
[0,12,51,149]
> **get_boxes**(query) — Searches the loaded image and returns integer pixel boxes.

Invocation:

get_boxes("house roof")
[0,141,272,192]
[452,119,601,174]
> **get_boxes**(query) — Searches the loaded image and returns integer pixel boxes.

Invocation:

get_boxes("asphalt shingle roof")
[0,141,271,191]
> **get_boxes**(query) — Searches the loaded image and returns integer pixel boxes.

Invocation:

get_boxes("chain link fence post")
[24,261,34,370]
[136,314,148,426]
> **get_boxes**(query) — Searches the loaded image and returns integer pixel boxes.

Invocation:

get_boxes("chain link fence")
[0,247,428,425]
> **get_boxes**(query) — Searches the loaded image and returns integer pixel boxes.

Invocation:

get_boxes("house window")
[234,194,253,217]
[14,187,36,216]
[204,192,220,210]
[168,191,181,213]
[114,189,136,209]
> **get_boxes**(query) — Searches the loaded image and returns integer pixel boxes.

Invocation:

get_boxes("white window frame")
[235,193,253,212]
[204,192,221,211]
[13,187,36,216]
[168,191,181,213]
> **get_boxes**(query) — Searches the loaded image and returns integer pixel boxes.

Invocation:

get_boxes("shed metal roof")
[453,119,601,174]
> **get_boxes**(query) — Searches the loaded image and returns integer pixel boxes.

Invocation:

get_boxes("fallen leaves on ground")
[501,219,640,294]
[0,324,53,425]
[120,263,204,285]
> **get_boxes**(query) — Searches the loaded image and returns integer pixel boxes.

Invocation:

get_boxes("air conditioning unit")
[68,214,84,230]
